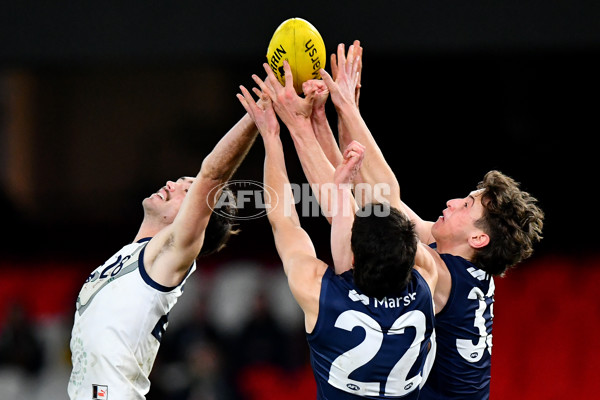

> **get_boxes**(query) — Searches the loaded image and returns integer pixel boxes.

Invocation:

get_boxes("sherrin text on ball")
[266,17,326,94]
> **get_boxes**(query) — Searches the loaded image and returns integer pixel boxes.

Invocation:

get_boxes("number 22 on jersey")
[328,309,432,397]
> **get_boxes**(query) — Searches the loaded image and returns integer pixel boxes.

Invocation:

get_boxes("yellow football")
[266,18,326,94]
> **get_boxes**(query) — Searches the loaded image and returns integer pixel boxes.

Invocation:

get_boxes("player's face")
[431,189,485,244]
[143,176,195,223]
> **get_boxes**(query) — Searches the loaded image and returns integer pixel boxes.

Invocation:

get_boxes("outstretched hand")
[237,84,280,138]
[324,40,362,109]
[334,140,366,186]
[256,61,313,128]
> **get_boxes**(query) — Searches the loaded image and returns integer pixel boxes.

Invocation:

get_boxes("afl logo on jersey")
[346,383,360,391]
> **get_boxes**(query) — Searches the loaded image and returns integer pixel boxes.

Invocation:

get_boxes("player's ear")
[468,232,489,249]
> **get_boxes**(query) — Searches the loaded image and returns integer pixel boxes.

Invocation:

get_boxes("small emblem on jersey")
[347,383,360,391]
[404,382,414,390]
[348,290,369,305]
[92,384,108,399]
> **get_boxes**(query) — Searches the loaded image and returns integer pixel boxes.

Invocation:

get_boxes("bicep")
[143,227,205,288]
[172,175,218,246]
[414,243,439,296]
[272,221,317,270]
[284,253,328,322]
[331,191,355,275]
[144,177,216,286]
[400,201,435,244]
[272,222,327,325]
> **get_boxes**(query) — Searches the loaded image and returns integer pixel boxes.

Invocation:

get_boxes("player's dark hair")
[472,170,544,276]
[199,189,239,257]
[351,203,418,299]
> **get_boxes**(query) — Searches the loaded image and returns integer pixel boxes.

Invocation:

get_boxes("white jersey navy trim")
[68,238,197,400]
[137,244,194,292]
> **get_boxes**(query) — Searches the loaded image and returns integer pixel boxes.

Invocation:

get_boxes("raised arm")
[237,83,327,332]
[322,42,435,242]
[254,61,340,223]
[144,113,259,287]
[321,43,400,206]
[305,79,344,168]
[331,141,365,274]
[331,40,363,152]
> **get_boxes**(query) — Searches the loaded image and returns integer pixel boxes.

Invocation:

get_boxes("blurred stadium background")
[0,2,598,399]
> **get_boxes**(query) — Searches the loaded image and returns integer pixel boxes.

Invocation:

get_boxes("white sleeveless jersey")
[68,238,196,400]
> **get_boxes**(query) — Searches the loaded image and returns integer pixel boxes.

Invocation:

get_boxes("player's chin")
[142,195,161,210]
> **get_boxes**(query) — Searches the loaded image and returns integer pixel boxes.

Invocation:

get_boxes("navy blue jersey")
[307,267,435,399]
[421,248,495,400]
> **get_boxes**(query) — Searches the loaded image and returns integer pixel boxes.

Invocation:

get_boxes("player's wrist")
[287,117,313,132]
[336,103,361,126]
[311,106,327,121]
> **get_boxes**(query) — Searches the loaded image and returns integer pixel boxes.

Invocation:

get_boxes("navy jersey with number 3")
[421,249,495,400]
[307,268,435,399]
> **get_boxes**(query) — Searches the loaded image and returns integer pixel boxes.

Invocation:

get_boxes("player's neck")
[133,218,165,242]
[435,240,475,261]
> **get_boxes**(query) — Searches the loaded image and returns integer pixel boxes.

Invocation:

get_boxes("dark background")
[1,1,598,263]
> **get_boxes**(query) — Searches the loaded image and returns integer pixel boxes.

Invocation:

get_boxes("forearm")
[287,119,337,221]
[200,113,258,182]
[337,115,368,203]
[337,116,352,161]
[336,103,401,209]
[167,114,255,241]
[263,135,301,228]
[262,135,322,288]
[312,108,344,168]
[171,114,257,250]
[331,184,356,274]
[401,201,435,244]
